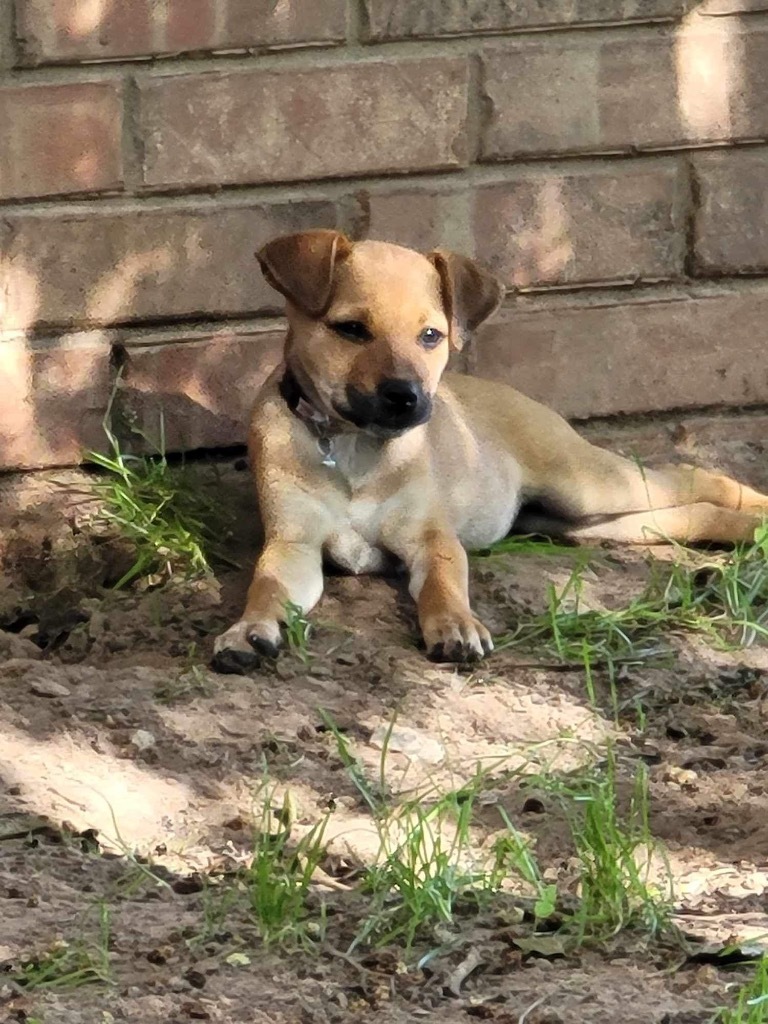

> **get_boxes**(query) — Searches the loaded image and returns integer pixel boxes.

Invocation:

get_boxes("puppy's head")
[257,230,503,436]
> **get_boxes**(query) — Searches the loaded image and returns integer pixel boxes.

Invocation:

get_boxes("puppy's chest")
[323,495,393,575]
[322,437,402,574]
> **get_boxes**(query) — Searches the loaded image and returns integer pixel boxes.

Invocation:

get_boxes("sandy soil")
[1,408,767,1024]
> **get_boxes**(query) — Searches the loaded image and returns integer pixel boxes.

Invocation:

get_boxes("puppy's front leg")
[396,527,493,662]
[213,539,323,673]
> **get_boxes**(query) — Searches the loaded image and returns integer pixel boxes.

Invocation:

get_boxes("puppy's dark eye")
[419,327,445,349]
[329,321,372,342]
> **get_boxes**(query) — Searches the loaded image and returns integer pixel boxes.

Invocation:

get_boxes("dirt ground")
[1,408,767,1024]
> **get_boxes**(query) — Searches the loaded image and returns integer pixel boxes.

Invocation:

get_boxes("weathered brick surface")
[362,1,688,41]
[4,0,768,473]
[693,148,768,275]
[139,60,469,189]
[0,82,122,200]
[0,201,337,331]
[0,1,14,70]
[15,0,346,65]
[474,161,686,288]
[364,189,473,254]
[471,285,768,418]
[482,21,768,158]
[363,163,686,287]
[119,325,284,452]
[0,334,112,470]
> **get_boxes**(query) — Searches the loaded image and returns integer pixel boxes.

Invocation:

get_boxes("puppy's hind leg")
[538,503,766,545]
[535,434,768,545]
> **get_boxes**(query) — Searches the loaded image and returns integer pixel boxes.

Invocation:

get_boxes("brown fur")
[213,231,768,671]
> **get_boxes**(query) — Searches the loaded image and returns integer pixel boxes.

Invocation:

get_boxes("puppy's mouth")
[334,381,432,436]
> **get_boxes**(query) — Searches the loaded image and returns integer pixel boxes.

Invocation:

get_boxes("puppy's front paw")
[211,618,282,674]
[423,610,494,663]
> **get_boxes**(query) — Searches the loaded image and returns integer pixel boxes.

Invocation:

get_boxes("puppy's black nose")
[378,379,421,413]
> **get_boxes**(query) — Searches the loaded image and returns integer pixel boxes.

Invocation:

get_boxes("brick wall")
[2,0,768,470]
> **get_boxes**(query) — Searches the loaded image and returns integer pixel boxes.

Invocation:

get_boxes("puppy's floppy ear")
[256,230,352,317]
[428,251,504,350]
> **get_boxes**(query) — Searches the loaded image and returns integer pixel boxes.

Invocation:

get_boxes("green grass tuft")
[242,782,330,949]
[558,753,672,940]
[87,394,235,588]
[472,534,592,559]
[355,783,493,951]
[717,958,768,1023]
[10,903,112,991]
[497,522,768,669]
[283,601,313,664]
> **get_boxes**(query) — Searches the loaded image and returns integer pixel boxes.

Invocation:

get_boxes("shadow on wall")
[0,217,288,469]
[0,245,136,470]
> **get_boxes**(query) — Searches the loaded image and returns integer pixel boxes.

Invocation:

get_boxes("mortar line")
[682,151,702,279]
[120,73,145,193]
[3,142,767,215]
[0,0,16,74]
[345,0,365,46]
[7,274,768,344]
[0,16,734,85]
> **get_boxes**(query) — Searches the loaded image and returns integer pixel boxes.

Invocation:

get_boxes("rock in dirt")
[369,723,446,765]
[29,676,71,698]
[129,729,156,752]
[0,630,41,661]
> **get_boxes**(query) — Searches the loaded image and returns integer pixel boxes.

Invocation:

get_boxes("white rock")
[129,729,156,752]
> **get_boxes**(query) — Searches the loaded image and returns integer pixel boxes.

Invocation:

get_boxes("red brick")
[0,82,122,200]
[362,165,686,287]
[473,161,686,289]
[470,284,768,418]
[364,188,473,254]
[119,326,284,452]
[223,0,346,50]
[693,149,768,275]
[16,0,153,64]
[139,60,469,189]
[165,0,216,53]
[0,200,337,331]
[363,0,687,41]
[482,20,768,159]
[15,0,346,65]
[0,334,112,470]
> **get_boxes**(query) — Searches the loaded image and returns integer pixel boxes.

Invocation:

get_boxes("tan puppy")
[213,230,768,672]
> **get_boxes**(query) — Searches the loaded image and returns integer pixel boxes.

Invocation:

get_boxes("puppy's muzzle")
[340,378,432,433]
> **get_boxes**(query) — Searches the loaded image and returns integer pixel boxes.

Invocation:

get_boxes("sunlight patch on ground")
[0,722,197,854]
